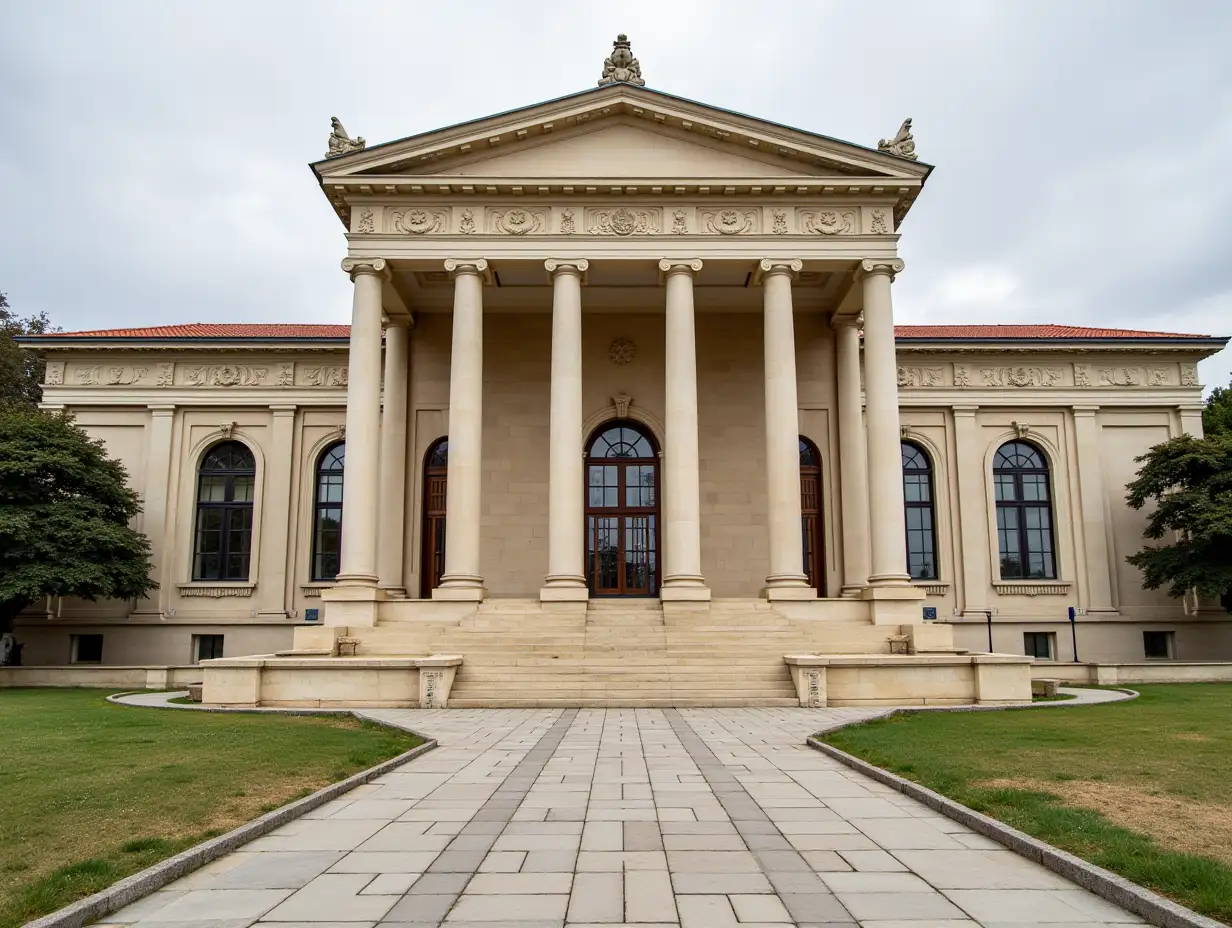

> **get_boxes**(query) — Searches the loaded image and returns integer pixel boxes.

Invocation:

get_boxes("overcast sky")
[1,0,1229,390]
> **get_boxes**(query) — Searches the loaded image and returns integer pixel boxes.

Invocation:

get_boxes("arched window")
[421,438,449,597]
[901,442,937,581]
[994,441,1056,580]
[586,422,659,596]
[799,437,824,592]
[311,442,345,581]
[192,441,255,582]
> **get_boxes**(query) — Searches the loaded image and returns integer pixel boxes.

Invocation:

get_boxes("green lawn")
[0,689,423,928]
[820,683,1232,922]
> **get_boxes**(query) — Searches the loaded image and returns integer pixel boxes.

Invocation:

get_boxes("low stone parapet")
[784,652,1033,708]
[201,654,463,709]
[0,665,201,689]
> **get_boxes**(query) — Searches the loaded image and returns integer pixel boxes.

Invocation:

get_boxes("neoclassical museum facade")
[14,48,1231,682]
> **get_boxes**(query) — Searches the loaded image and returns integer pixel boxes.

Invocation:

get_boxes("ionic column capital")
[341,257,390,281]
[856,258,906,282]
[829,311,864,331]
[658,258,703,280]
[444,258,492,282]
[754,258,803,283]
[545,258,589,282]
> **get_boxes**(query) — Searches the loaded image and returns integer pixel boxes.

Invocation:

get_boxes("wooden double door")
[585,422,659,596]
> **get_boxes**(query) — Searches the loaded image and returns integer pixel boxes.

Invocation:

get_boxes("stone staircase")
[333,598,922,708]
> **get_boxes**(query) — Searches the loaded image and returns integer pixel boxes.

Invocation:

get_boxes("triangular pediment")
[315,84,928,183]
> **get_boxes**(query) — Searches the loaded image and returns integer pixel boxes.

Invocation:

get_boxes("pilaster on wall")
[258,406,297,618]
[136,405,176,617]
[1072,406,1118,615]
[952,406,990,616]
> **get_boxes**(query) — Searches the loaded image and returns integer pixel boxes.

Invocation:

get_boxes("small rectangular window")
[193,634,224,663]
[1023,631,1056,660]
[71,634,103,664]
[1143,631,1175,660]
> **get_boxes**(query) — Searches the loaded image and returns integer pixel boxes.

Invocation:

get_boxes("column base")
[432,576,487,602]
[839,584,867,599]
[762,576,817,602]
[378,586,408,599]
[320,585,387,628]
[660,578,712,603]
[861,584,927,625]
[539,577,589,602]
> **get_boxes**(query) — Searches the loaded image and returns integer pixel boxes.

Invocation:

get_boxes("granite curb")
[23,711,438,928]
[805,729,1223,928]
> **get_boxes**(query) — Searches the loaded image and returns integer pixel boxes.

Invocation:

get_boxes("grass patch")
[820,683,1232,921]
[0,688,422,927]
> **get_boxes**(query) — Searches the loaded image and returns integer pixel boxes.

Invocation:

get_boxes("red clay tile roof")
[36,322,1216,340]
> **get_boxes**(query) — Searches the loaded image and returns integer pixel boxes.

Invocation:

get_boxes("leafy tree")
[0,292,53,407]
[1204,379,1232,437]
[0,406,156,634]
[1125,432,1232,600]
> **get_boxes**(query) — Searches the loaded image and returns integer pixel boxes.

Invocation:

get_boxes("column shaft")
[377,323,410,595]
[760,259,812,597]
[335,259,386,586]
[435,259,487,600]
[660,259,709,600]
[860,260,911,586]
[541,260,588,601]
[833,318,871,595]
[1072,407,1117,614]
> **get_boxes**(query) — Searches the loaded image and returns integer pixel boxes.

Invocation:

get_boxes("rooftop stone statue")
[598,34,645,86]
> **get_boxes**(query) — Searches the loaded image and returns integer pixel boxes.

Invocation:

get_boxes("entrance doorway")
[800,436,825,594]
[585,421,660,596]
[420,438,448,598]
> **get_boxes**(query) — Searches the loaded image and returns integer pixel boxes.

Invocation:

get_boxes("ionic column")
[541,259,589,602]
[377,321,410,596]
[434,258,488,601]
[758,259,813,598]
[858,259,912,587]
[334,257,388,588]
[832,315,871,596]
[660,259,710,601]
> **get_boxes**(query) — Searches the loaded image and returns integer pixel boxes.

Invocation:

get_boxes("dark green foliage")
[1124,432,1232,599]
[0,293,53,407]
[1205,380,1232,437]
[0,407,157,629]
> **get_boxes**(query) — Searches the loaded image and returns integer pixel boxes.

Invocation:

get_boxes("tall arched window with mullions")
[311,442,345,581]
[192,441,256,582]
[994,440,1057,580]
[901,441,937,581]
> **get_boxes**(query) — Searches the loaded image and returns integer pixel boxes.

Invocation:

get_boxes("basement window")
[1023,632,1056,661]
[1143,631,1175,660]
[193,634,224,663]
[70,634,103,664]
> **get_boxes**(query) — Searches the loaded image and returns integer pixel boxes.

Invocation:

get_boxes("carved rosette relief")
[45,361,65,386]
[798,208,857,235]
[587,206,661,235]
[981,367,1063,387]
[184,365,268,387]
[1181,364,1199,387]
[698,208,760,235]
[897,366,944,388]
[489,208,547,235]
[302,366,348,387]
[389,208,448,235]
[609,338,637,366]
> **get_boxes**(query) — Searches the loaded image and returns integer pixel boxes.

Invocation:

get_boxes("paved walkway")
[103,704,1145,928]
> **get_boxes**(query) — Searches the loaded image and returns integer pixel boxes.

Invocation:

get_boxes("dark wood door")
[420,439,448,598]
[586,423,659,597]
[800,437,824,594]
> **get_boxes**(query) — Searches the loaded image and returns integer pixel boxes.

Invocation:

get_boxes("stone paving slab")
[102,706,1150,928]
